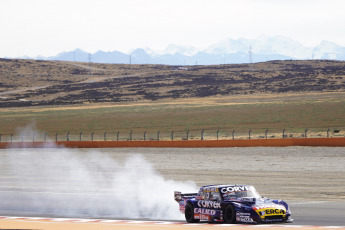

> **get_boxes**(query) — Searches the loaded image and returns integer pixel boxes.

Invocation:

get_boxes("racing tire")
[223,204,236,224]
[185,203,200,223]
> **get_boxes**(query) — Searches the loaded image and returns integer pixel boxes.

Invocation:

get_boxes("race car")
[174,184,293,224]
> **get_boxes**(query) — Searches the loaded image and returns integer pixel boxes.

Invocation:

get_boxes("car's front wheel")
[185,203,200,223]
[223,204,236,224]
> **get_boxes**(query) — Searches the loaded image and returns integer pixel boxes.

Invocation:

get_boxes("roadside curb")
[1,216,344,228]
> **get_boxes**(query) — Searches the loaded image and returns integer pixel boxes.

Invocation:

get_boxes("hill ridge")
[0,58,344,107]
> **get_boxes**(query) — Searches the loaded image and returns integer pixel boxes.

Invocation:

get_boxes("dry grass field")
[0,92,344,141]
[0,58,344,139]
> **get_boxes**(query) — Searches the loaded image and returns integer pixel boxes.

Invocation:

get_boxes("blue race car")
[174,184,293,224]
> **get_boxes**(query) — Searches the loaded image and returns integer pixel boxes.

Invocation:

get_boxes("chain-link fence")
[0,127,344,142]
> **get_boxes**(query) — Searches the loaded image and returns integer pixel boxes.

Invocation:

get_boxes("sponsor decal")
[236,212,254,223]
[265,209,285,215]
[194,214,210,221]
[254,205,286,218]
[194,208,216,216]
[179,201,185,213]
[197,200,221,209]
[236,212,250,216]
[203,187,219,192]
[220,186,251,193]
[236,216,254,223]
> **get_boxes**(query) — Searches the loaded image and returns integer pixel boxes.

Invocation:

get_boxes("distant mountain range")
[26,36,345,65]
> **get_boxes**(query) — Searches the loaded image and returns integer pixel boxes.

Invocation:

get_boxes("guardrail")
[0,128,343,142]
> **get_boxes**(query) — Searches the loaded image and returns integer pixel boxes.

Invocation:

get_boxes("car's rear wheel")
[223,204,236,224]
[185,203,200,223]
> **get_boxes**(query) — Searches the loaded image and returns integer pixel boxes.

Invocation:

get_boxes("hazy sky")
[1,0,345,57]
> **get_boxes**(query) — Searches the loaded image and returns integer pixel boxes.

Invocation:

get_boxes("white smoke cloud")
[14,122,38,142]
[0,147,197,220]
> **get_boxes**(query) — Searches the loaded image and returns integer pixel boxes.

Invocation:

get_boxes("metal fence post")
[67,132,70,141]
[265,129,268,139]
[130,131,132,141]
[327,128,330,138]
[117,131,119,141]
[216,130,219,140]
[104,132,107,141]
[79,132,82,141]
[249,129,251,140]
[186,130,189,140]
[283,129,285,139]
[157,131,160,141]
[144,131,146,141]
[44,133,47,142]
[201,129,205,140]
[91,132,94,141]
[10,134,13,142]
[171,131,174,141]
[232,130,235,140]
[305,129,308,138]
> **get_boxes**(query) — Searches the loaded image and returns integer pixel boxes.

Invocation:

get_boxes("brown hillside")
[0,58,344,107]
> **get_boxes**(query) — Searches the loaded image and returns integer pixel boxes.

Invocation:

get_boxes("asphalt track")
[1,147,344,229]
[289,201,345,226]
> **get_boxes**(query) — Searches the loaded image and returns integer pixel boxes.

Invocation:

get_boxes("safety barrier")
[0,128,344,142]
[0,137,345,148]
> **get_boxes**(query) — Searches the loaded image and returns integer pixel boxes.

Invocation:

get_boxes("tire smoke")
[0,147,197,220]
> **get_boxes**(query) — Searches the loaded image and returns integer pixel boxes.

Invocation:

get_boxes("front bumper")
[236,210,292,224]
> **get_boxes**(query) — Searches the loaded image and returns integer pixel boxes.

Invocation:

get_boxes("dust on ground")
[104,147,345,201]
[0,147,344,202]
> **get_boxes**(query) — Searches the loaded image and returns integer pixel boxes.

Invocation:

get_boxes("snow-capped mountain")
[205,36,313,59]
[162,44,199,56]
[22,36,345,65]
[205,37,251,54]
[312,40,345,60]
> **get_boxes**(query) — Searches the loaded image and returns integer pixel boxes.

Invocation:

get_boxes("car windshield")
[220,186,261,200]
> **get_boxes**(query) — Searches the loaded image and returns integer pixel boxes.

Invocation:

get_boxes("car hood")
[229,197,286,212]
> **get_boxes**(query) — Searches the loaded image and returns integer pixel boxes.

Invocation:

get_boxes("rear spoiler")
[174,191,198,202]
